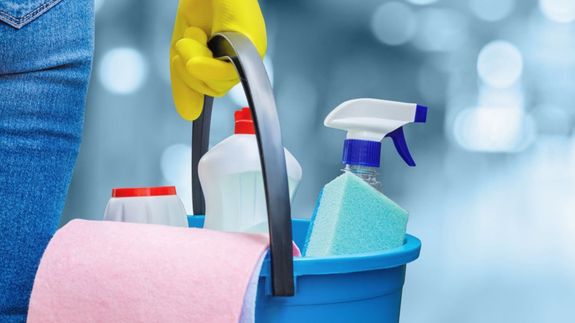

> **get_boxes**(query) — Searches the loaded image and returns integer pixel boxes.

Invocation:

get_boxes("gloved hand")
[170,0,267,121]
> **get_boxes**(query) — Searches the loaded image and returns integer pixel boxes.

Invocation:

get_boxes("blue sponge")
[304,173,408,257]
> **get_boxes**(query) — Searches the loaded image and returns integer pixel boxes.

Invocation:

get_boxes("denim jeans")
[0,0,94,321]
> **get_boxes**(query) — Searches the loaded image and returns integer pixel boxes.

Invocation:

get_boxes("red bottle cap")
[112,186,177,198]
[234,107,256,134]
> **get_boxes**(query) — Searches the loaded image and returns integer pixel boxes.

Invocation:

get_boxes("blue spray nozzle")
[414,105,428,123]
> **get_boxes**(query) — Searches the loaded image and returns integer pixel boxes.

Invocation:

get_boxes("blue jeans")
[0,0,94,321]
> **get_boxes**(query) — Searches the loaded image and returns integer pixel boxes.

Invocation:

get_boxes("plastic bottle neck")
[342,164,382,192]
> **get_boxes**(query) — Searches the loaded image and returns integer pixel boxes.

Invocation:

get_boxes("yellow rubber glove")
[170,0,267,121]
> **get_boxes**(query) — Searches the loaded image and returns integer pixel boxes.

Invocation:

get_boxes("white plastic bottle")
[104,186,189,227]
[198,107,302,233]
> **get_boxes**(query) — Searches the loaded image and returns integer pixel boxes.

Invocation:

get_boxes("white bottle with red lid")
[198,107,302,233]
[104,186,188,227]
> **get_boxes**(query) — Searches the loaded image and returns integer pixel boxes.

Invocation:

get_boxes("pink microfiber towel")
[28,219,294,323]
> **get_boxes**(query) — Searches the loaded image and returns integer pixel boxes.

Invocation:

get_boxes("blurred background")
[62,0,575,321]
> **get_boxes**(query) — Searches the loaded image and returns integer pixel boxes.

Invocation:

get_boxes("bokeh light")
[160,144,192,212]
[94,0,106,13]
[412,8,468,52]
[477,85,524,108]
[477,41,523,88]
[160,144,190,184]
[453,107,535,152]
[539,0,575,23]
[95,0,105,13]
[405,0,439,5]
[371,2,417,46]
[99,48,147,94]
[469,0,515,22]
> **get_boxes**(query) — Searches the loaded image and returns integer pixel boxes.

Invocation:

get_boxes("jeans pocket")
[0,0,63,29]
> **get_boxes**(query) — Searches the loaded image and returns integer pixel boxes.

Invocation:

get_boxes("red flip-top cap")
[112,186,177,198]
[234,107,255,134]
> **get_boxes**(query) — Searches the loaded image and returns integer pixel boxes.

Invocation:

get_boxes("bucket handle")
[190,32,295,296]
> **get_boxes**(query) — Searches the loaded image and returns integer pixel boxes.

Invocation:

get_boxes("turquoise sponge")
[304,172,408,257]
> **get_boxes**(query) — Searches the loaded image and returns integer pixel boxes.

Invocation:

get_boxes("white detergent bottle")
[198,107,302,233]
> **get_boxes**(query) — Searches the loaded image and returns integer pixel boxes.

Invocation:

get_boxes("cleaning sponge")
[304,172,408,257]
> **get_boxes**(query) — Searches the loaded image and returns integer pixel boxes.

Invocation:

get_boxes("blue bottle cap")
[342,139,381,167]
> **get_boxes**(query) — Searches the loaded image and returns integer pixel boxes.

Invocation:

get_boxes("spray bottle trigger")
[386,127,416,167]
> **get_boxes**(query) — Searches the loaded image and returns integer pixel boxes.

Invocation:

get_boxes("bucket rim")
[188,215,421,277]
[260,234,420,277]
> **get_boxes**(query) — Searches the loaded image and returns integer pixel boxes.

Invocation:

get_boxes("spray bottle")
[324,98,427,190]
[304,98,427,257]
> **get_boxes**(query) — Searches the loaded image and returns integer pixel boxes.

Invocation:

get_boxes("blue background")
[62,0,575,321]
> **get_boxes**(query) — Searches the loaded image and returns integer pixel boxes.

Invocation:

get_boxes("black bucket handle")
[190,32,295,296]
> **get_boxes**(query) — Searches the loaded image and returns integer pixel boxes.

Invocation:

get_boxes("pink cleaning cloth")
[28,219,297,323]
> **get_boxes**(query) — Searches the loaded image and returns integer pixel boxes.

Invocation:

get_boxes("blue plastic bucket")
[188,216,420,323]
